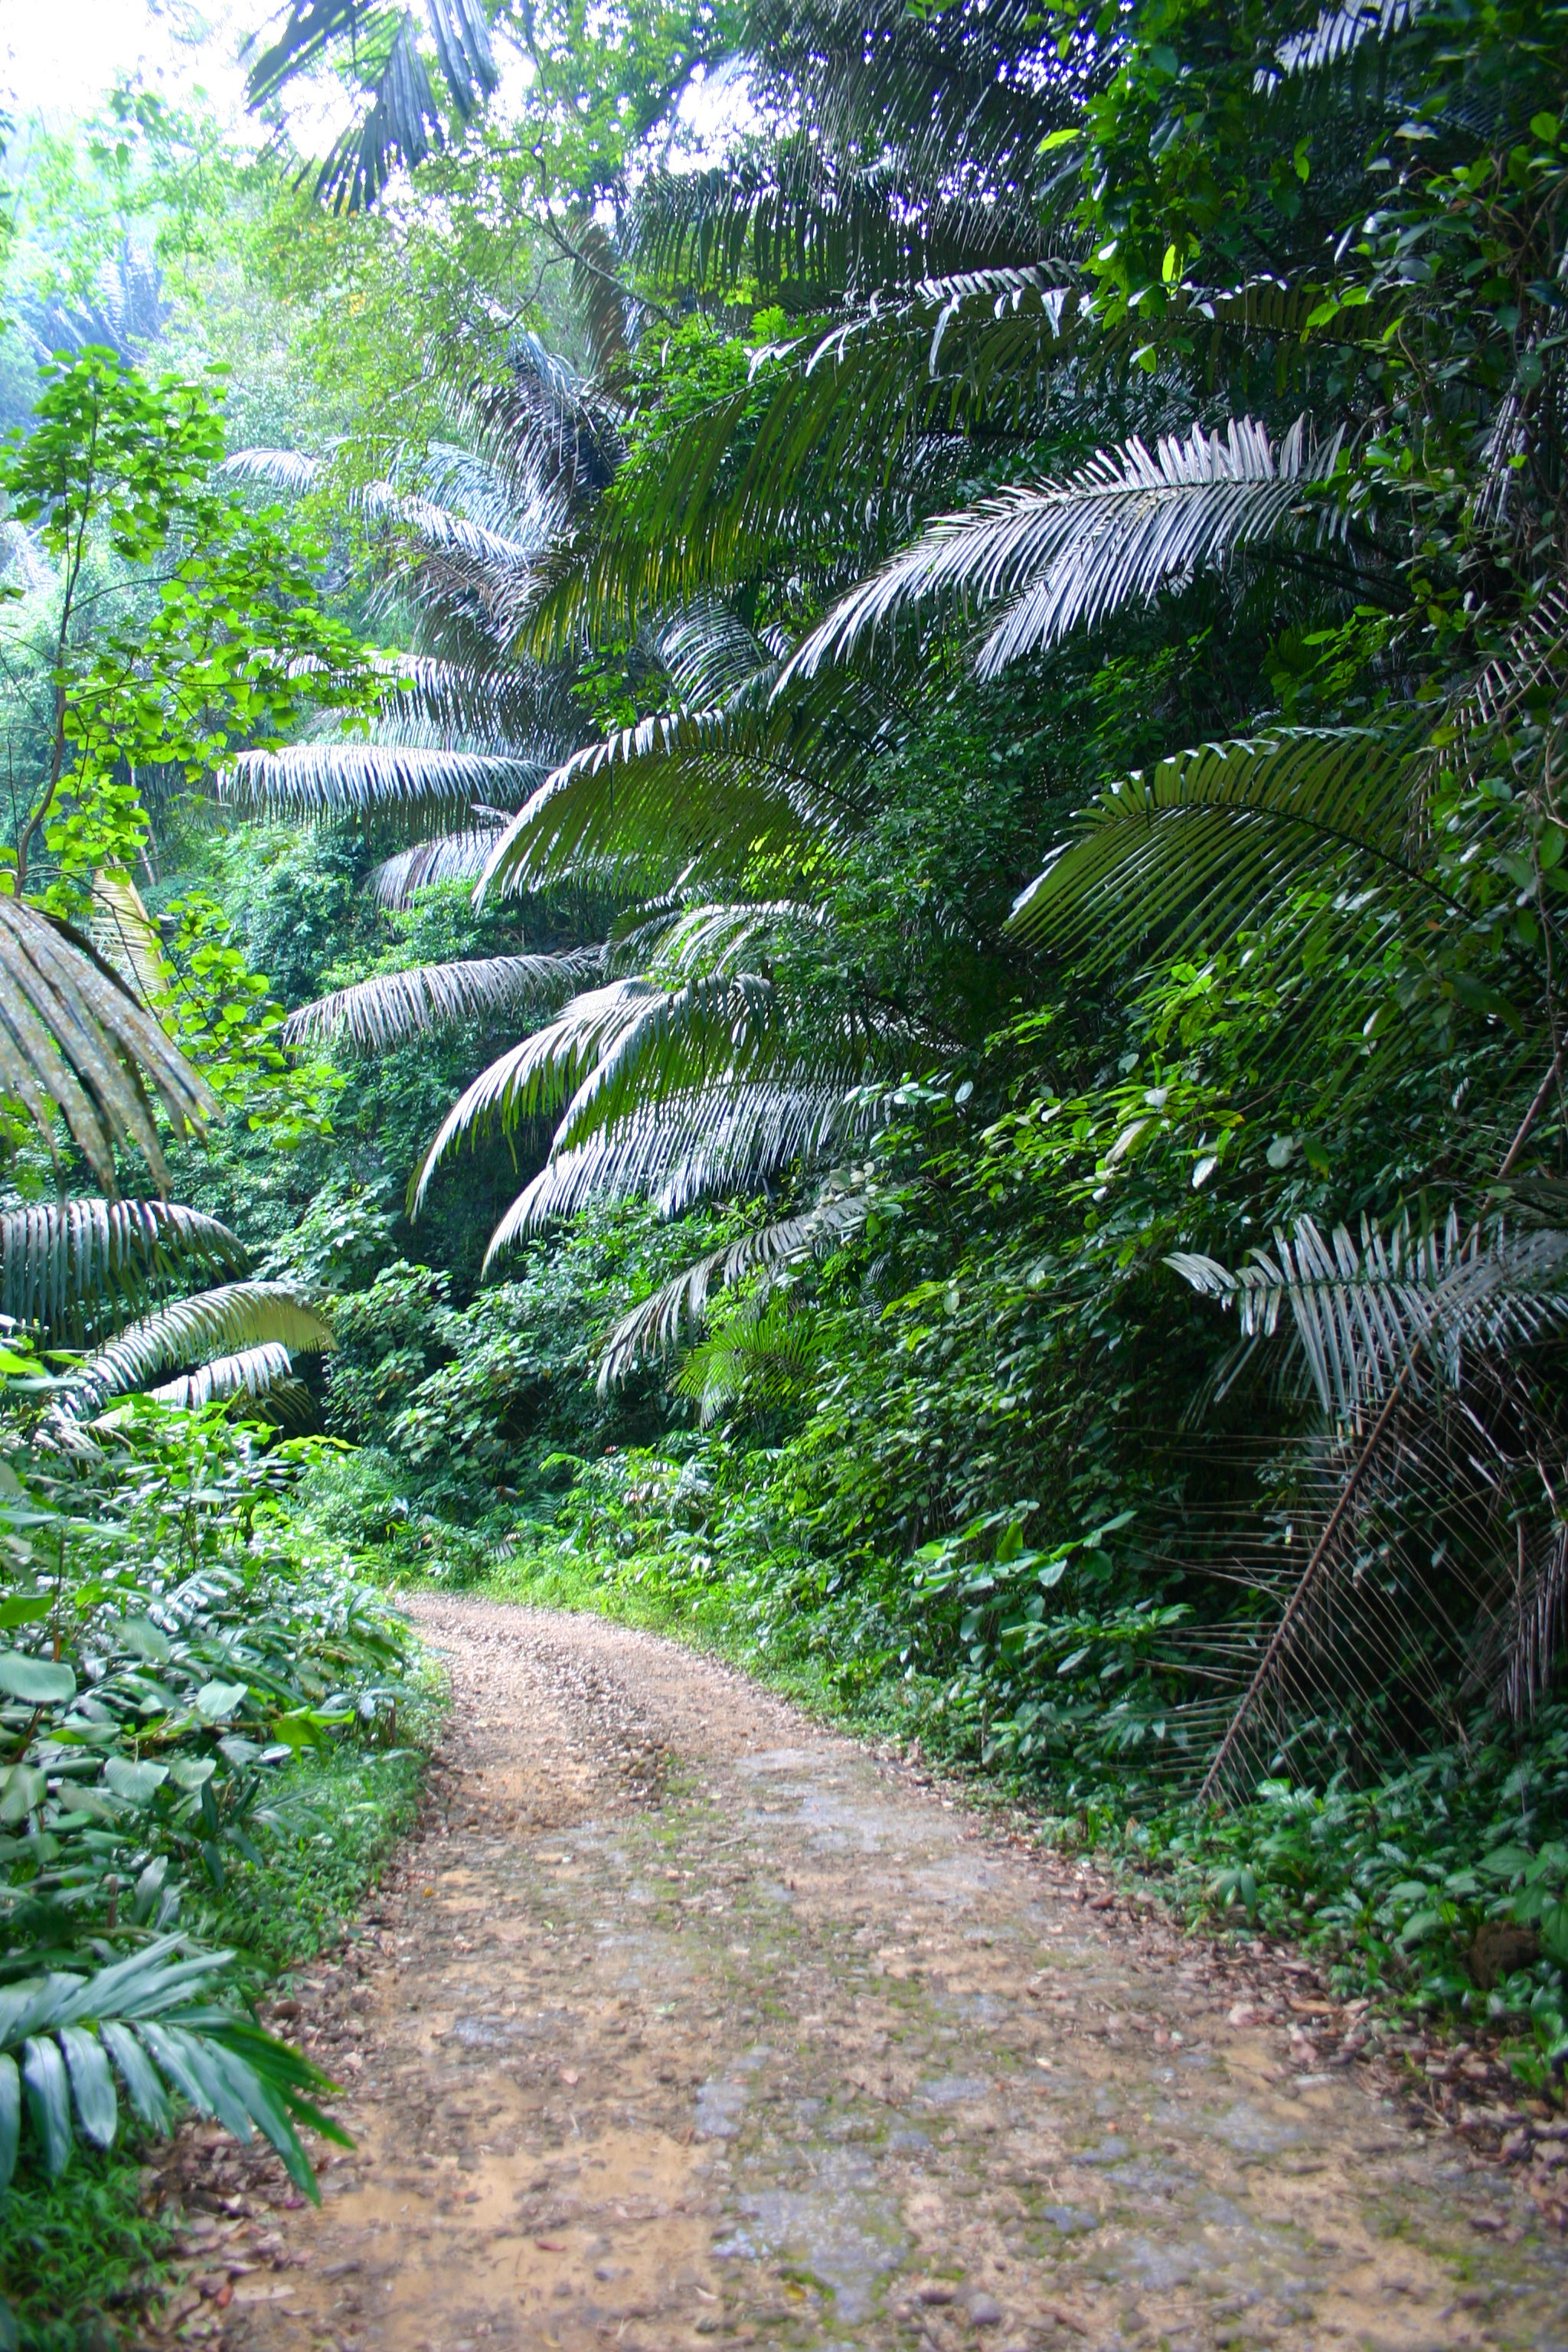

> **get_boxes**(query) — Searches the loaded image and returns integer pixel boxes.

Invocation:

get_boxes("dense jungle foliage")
[9,0,1568,2324]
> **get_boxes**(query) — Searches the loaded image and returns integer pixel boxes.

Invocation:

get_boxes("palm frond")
[675,1295,825,1424]
[146,1342,302,1412]
[247,2,498,214]
[596,1189,870,1390]
[0,1934,346,2196]
[1169,1213,1568,1422]
[483,1077,878,1250]
[786,417,1343,681]
[632,145,1048,305]
[382,655,575,744]
[410,982,661,1201]
[64,1284,335,1416]
[283,951,603,1052]
[0,897,213,1194]
[1269,0,1423,78]
[218,448,323,495]
[220,743,543,818]
[0,1200,247,1346]
[1005,728,1417,967]
[365,830,503,906]
[479,687,889,899]
[520,278,1086,653]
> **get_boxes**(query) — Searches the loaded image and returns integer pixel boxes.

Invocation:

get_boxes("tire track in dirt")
[203,1597,1566,2352]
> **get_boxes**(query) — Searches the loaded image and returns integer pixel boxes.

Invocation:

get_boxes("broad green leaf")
[0,1766,46,1825]
[0,1599,49,1628]
[0,1975,80,2049]
[59,2024,118,2148]
[150,2024,254,2142]
[21,2035,72,2177]
[0,1652,75,1704]
[118,1617,172,1664]
[196,1680,249,1723]
[0,2054,17,2189]
[103,1756,170,1805]
[99,2020,170,2132]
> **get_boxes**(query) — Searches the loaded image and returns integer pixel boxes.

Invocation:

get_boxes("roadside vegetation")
[6,0,1568,2334]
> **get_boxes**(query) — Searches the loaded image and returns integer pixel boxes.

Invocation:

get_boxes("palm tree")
[231,0,1568,1780]
[243,0,499,213]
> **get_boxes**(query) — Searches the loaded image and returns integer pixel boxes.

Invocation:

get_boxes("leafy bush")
[0,1376,427,2341]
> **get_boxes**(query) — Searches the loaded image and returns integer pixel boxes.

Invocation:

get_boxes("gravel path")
[202,1597,1566,2352]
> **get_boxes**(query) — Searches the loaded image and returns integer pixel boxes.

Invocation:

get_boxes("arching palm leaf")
[1005,728,1420,966]
[0,1200,247,1347]
[484,1079,880,1250]
[0,897,213,1194]
[147,1343,309,1415]
[1170,1212,1568,1421]
[221,743,545,818]
[0,1933,347,2196]
[283,951,603,1052]
[596,1188,871,1390]
[366,829,504,906]
[479,707,859,896]
[787,416,1344,681]
[64,1284,335,1416]
[245,0,498,214]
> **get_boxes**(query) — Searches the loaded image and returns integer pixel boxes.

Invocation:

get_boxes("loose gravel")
[141,1597,1568,2352]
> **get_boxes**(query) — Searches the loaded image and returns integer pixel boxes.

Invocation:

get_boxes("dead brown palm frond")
[90,870,165,1009]
[0,896,213,1193]
[283,950,605,1053]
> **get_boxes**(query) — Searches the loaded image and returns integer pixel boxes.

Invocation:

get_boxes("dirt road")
[207,1596,1566,2352]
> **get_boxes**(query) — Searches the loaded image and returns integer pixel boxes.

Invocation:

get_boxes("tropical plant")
[0,1935,347,2197]
[0,1196,332,1419]
[0,898,214,1192]
[217,0,1568,1832]
[244,0,499,214]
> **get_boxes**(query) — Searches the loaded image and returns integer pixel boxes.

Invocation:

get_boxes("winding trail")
[215,1597,1566,2352]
